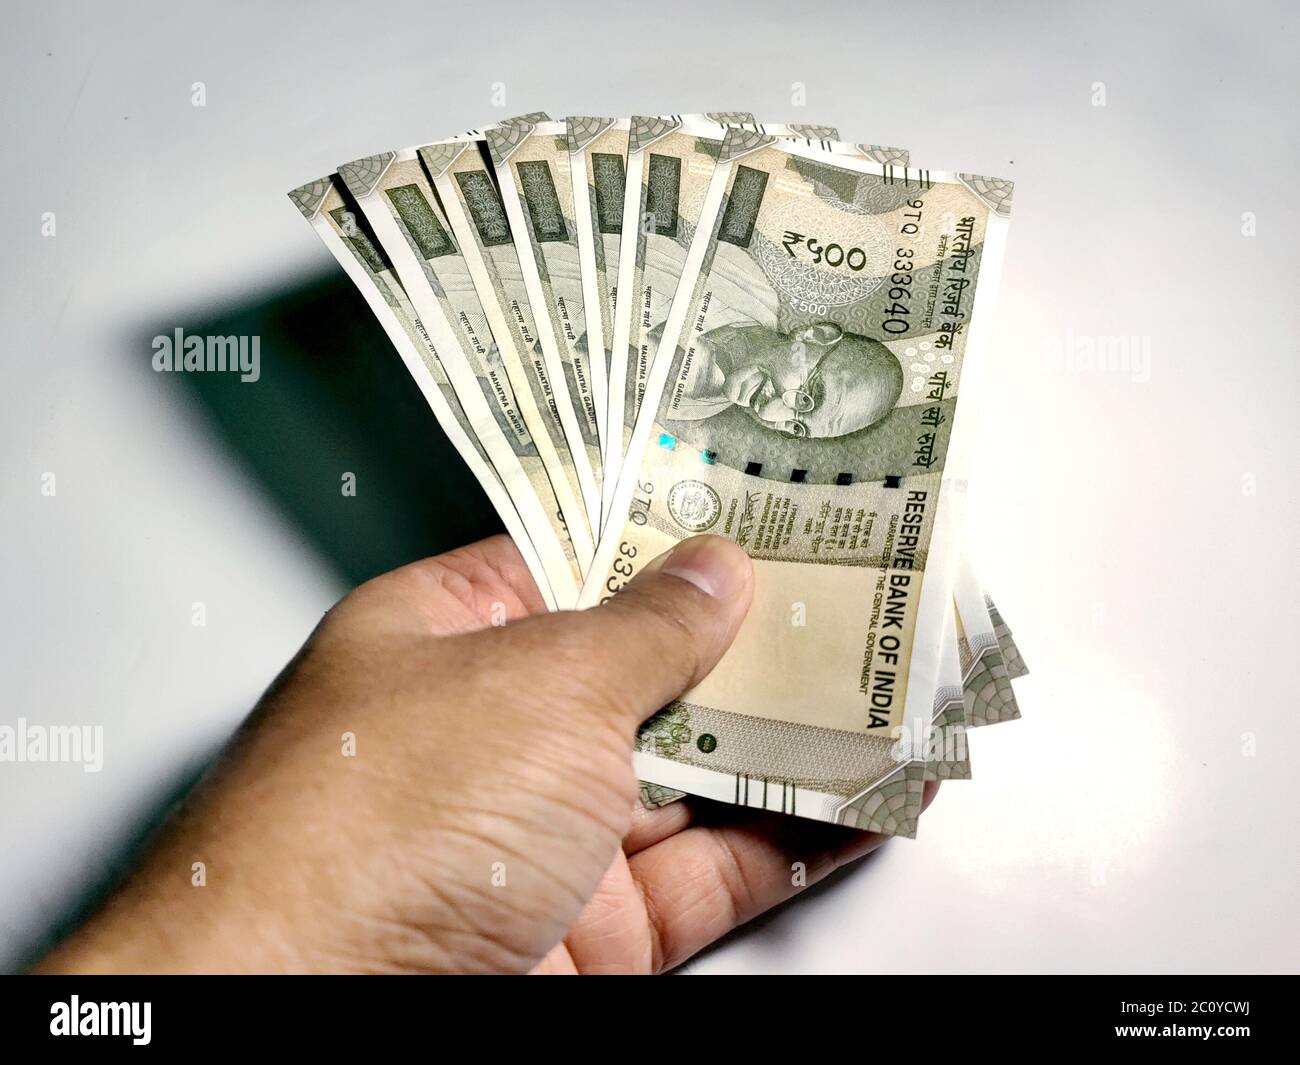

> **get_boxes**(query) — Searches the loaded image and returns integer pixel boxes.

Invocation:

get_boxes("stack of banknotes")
[289,111,1026,837]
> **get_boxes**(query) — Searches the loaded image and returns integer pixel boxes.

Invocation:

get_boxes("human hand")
[38,534,936,974]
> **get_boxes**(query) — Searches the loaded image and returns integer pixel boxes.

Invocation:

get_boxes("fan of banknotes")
[288,111,1026,837]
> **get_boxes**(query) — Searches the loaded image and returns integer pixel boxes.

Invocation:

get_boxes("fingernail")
[654,535,752,600]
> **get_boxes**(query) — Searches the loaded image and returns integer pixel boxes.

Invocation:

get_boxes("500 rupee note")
[587,133,1013,823]
[568,115,632,523]
[338,147,585,605]
[421,134,599,567]
[487,119,607,528]
[288,175,559,609]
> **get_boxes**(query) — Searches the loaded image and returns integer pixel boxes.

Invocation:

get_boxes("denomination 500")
[781,231,871,272]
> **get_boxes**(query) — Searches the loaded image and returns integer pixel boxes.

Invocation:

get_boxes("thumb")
[485,535,754,735]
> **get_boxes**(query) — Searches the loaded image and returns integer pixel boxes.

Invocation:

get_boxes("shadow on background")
[14,276,508,970]
[141,270,503,587]
[14,744,225,971]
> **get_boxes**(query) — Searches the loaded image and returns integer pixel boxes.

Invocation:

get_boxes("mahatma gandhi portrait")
[641,229,947,484]
[675,321,904,439]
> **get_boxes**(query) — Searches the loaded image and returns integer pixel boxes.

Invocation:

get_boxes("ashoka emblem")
[667,480,722,532]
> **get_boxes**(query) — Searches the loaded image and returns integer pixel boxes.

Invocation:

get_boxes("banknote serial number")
[601,481,654,601]
[601,542,640,601]
[882,201,925,335]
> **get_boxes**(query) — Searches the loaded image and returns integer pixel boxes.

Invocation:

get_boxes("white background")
[2,0,1295,973]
